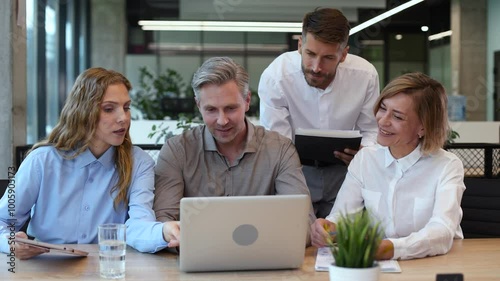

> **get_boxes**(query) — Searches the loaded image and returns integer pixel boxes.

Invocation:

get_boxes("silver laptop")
[179,194,310,272]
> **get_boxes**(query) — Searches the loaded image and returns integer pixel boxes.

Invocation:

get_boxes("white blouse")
[327,144,465,260]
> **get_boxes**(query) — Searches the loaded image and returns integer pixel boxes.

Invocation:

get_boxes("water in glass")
[99,239,126,279]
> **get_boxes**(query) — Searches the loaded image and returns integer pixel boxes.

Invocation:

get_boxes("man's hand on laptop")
[162,221,180,247]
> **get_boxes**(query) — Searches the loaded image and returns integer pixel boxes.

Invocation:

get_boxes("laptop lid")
[179,194,310,272]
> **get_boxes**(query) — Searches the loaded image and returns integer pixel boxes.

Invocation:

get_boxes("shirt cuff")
[127,221,169,253]
[151,223,169,252]
[388,238,403,260]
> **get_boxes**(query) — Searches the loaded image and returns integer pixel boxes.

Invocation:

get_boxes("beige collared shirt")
[153,119,313,222]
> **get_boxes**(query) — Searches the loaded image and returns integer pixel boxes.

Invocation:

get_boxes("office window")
[26,0,90,143]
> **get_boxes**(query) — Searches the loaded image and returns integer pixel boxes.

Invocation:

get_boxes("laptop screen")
[179,194,310,272]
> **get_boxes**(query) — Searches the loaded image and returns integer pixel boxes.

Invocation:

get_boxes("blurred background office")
[1,0,500,178]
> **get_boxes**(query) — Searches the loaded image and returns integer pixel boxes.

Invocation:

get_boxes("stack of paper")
[314,247,402,273]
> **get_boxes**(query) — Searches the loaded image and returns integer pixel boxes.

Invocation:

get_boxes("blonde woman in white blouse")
[310,72,465,260]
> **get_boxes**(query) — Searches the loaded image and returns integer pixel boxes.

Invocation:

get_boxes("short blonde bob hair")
[373,72,449,155]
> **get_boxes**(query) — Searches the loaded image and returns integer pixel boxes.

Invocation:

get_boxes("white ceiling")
[179,0,386,23]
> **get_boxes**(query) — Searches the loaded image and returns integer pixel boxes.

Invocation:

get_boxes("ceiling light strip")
[349,0,425,35]
[139,20,302,28]
[142,25,301,33]
[139,0,425,34]
[428,30,452,41]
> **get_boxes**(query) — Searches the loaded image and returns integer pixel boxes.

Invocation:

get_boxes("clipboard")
[295,128,362,165]
[16,237,89,257]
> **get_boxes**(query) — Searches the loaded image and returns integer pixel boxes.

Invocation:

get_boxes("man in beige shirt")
[153,57,314,244]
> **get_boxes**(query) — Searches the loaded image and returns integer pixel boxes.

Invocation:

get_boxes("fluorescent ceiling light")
[148,43,288,52]
[359,39,384,46]
[139,20,302,33]
[428,30,452,41]
[139,0,424,34]
[350,0,424,35]
[142,25,300,33]
[139,20,301,28]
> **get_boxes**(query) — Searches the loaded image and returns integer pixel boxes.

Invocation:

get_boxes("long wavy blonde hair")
[31,67,133,208]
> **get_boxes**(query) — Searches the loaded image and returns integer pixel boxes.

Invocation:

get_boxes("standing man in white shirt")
[258,8,380,218]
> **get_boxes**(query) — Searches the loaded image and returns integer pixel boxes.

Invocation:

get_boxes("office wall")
[487,0,500,120]
[429,44,452,95]
[0,0,26,178]
[0,1,13,178]
[91,0,126,72]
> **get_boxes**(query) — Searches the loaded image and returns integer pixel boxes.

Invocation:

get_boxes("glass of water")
[98,223,126,279]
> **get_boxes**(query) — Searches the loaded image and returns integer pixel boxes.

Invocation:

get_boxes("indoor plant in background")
[447,129,460,144]
[148,114,202,144]
[132,66,196,120]
[327,210,384,281]
[131,67,200,144]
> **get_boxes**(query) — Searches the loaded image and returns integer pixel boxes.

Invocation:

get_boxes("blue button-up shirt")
[0,146,167,253]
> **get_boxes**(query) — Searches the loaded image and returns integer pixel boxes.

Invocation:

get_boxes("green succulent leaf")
[328,210,384,268]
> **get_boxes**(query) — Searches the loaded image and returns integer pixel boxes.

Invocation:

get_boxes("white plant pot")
[328,263,380,281]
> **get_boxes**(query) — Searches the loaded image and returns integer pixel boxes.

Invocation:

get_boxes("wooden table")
[2,239,499,280]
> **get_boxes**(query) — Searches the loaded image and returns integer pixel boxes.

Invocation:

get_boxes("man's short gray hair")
[191,57,249,99]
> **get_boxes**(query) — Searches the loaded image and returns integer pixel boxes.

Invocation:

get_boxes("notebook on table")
[179,194,310,272]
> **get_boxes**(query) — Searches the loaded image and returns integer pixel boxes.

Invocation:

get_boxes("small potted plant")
[327,210,384,281]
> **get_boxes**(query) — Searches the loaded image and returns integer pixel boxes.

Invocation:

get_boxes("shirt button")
[82,234,87,239]
[84,205,90,211]
[88,178,94,183]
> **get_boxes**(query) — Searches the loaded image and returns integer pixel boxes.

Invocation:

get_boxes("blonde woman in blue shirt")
[0,68,179,259]
[311,72,465,260]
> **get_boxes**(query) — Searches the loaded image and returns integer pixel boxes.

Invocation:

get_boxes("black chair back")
[0,179,8,198]
[0,179,30,234]
[461,178,500,238]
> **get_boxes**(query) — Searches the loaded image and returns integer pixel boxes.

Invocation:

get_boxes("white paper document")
[295,128,362,138]
[314,247,402,273]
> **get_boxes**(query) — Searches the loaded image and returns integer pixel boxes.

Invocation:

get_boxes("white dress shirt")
[327,144,465,260]
[258,51,379,146]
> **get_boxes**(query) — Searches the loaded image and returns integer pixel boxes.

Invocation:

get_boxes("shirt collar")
[72,146,116,169]
[203,118,256,153]
[322,59,345,93]
[243,119,258,153]
[203,126,218,151]
[383,144,423,172]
